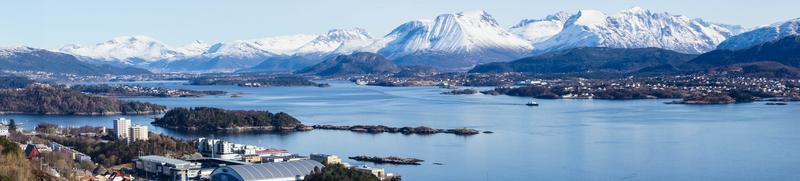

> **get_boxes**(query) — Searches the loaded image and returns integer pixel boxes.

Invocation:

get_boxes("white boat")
[526,99,539,106]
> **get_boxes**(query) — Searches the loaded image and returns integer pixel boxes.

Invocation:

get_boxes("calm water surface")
[5,81,800,180]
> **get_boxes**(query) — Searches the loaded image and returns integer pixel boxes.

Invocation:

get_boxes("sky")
[2,0,799,48]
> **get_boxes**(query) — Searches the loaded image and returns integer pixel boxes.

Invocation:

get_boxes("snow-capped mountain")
[167,29,374,72]
[197,34,315,58]
[716,18,799,50]
[44,8,757,73]
[534,7,742,54]
[371,10,533,69]
[58,36,183,64]
[0,46,36,57]
[1,46,151,75]
[509,11,572,44]
[294,28,374,55]
[176,40,211,56]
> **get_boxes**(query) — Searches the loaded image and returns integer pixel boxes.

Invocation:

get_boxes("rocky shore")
[312,125,481,135]
[349,155,424,165]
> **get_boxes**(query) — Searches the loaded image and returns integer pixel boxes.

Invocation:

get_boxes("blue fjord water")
[4,80,799,180]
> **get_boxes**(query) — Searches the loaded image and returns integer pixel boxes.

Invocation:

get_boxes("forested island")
[441,89,479,95]
[152,107,306,132]
[313,125,480,135]
[189,75,329,87]
[0,85,166,115]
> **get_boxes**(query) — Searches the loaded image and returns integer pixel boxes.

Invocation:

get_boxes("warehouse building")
[210,160,323,181]
[134,155,202,181]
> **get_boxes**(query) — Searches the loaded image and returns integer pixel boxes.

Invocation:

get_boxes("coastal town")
[351,73,800,104]
[0,118,402,181]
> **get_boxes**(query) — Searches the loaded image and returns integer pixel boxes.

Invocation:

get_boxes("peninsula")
[0,85,166,115]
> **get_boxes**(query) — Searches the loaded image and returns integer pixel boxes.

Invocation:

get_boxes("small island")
[441,89,479,95]
[152,107,307,132]
[312,125,480,135]
[349,155,424,165]
[0,85,166,115]
[670,89,764,104]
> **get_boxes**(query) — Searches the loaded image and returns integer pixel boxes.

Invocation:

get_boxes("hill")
[0,47,151,75]
[469,47,696,74]
[152,107,303,132]
[296,52,401,76]
[236,55,321,73]
[0,86,166,115]
[684,35,800,70]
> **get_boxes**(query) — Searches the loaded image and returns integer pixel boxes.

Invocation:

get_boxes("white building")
[134,155,202,181]
[129,125,149,141]
[310,154,341,165]
[196,138,263,159]
[113,118,131,140]
[210,160,323,181]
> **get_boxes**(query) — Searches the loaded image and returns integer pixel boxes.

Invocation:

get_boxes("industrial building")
[310,154,341,165]
[133,155,202,181]
[210,160,323,181]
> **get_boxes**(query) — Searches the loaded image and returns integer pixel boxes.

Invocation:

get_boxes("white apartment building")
[129,125,149,141]
[113,118,131,140]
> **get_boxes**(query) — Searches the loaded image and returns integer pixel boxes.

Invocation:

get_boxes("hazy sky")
[2,0,799,48]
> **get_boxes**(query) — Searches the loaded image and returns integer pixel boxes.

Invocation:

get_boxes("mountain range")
[0,46,151,75]
[3,7,799,74]
[471,35,800,77]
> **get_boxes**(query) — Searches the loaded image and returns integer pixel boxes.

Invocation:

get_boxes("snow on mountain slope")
[176,40,211,56]
[509,11,572,44]
[154,34,322,72]
[717,18,799,50]
[535,7,742,54]
[251,34,318,55]
[58,36,183,64]
[373,10,532,69]
[0,46,36,57]
[293,28,374,55]
[201,34,317,58]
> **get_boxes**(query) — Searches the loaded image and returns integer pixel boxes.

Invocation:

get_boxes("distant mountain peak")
[177,40,211,56]
[0,46,37,56]
[58,35,182,63]
[568,10,608,27]
[620,6,648,14]
[717,17,799,50]
[534,7,741,54]
[510,11,573,44]
[293,28,374,55]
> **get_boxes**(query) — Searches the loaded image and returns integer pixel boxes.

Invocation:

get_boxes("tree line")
[153,107,303,130]
[0,86,166,115]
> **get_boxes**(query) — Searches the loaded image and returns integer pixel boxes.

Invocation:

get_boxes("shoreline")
[150,123,483,136]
